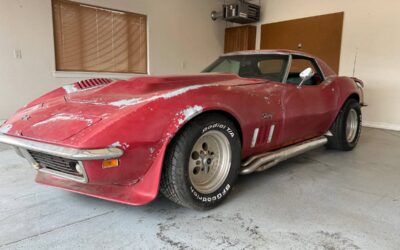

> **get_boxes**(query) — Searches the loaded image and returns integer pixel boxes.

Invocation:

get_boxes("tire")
[326,98,362,151]
[160,113,241,210]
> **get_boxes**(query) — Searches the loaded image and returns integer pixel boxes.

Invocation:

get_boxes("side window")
[287,57,324,86]
[238,55,289,82]
[258,59,285,75]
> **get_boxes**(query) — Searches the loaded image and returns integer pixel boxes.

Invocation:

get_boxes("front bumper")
[0,134,123,160]
[0,133,167,206]
[0,134,123,183]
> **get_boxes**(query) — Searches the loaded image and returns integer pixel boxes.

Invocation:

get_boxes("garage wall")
[0,0,225,119]
[256,0,400,130]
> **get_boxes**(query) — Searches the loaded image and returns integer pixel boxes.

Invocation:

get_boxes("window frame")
[283,54,325,85]
[51,0,149,77]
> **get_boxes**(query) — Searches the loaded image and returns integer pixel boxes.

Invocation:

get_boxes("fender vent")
[74,78,113,90]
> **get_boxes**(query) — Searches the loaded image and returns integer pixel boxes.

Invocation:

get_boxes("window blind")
[52,0,147,74]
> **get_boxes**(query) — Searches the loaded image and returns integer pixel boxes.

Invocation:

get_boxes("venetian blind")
[52,0,147,73]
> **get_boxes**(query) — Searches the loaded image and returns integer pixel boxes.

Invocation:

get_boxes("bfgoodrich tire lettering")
[160,114,241,210]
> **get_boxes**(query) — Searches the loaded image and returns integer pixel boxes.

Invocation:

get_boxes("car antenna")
[352,48,358,77]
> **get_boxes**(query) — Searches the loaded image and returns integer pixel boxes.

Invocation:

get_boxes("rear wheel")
[327,99,362,151]
[160,114,241,210]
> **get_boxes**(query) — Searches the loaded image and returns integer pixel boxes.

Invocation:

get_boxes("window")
[286,56,323,86]
[258,59,285,75]
[211,58,241,74]
[52,0,147,74]
[203,54,289,82]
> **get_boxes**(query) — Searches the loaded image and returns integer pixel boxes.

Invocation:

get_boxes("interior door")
[224,25,257,53]
[279,56,338,145]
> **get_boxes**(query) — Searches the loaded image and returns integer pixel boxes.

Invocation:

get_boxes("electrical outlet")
[14,49,22,59]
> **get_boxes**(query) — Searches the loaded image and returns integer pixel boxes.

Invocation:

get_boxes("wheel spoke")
[188,131,232,194]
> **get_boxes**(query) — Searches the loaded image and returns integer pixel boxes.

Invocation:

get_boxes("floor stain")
[156,213,360,250]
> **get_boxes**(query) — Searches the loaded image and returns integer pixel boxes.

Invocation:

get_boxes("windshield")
[203,54,289,82]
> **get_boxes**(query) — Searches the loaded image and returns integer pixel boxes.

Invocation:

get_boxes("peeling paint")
[177,105,203,125]
[22,103,43,113]
[110,141,122,148]
[32,114,94,127]
[109,98,142,107]
[70,99,109,106]
[109,84,216,108]
[109,141,130,150]
[264,96,271,104]
[63,85,79,94]
[159,85,208,99]
[0,124,12,134]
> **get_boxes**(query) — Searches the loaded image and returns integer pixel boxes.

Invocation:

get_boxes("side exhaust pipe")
[240,136,328,175]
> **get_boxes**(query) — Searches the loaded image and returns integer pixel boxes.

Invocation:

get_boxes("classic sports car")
[0,50,364,209]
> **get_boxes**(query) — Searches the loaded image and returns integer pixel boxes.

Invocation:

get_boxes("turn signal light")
[102,159,119,169]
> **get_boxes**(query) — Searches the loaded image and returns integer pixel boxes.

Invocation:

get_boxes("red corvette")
[0,50,364,209]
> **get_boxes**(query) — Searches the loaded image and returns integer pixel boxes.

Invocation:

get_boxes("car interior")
[286,56,324,85]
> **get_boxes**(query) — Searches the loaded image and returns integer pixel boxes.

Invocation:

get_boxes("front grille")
[28,150,83,177]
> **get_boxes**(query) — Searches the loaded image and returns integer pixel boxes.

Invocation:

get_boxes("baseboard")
[363,121,400,131]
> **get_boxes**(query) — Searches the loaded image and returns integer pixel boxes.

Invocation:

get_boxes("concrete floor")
[0,128,399,250]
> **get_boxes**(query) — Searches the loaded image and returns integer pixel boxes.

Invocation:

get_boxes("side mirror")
[298,67,315,88]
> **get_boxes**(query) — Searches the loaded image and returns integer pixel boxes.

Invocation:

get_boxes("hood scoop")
[73,78,113,90]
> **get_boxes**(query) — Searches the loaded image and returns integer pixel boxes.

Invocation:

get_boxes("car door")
[236,54,291,153]
[279,55,338,145]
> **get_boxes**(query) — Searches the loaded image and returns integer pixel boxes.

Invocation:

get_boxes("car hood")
[66,73,262,107]
[2,100,114,144]
[1,73,263,145]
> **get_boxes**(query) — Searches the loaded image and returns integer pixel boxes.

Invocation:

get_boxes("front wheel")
[160,114,241,210]
[326,99,362,151]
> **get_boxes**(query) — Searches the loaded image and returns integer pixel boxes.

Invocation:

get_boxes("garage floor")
[0,128,399,250]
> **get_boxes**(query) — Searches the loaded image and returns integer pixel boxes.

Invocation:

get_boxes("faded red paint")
[0,50,364,205]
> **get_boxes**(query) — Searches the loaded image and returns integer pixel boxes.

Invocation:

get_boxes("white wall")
[0,0,225,119]
[255,0,400,130]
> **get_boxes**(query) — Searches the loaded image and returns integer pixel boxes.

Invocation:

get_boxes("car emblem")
[21,114,30,121]
[262,113,273,120]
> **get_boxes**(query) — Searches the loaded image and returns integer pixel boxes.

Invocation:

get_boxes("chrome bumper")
[0,134,124,183]
[0,134,123,160]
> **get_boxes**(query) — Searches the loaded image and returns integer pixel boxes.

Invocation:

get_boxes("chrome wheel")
[346,109,359,143]
[188,131,232,194]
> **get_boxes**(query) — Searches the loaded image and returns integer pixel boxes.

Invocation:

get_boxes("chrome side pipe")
[240,136,328,175]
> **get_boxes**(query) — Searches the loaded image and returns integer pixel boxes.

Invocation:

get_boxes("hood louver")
[74,78,113,90]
